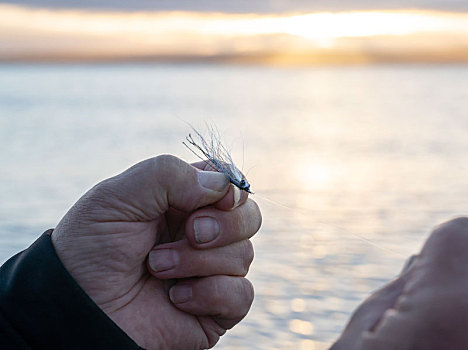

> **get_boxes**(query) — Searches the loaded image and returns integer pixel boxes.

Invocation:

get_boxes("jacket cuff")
[0,230,143,349]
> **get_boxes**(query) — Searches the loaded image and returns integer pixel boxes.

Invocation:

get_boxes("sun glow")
[297,163,335,190]
[280,11,468,40]
[1,4,468,63]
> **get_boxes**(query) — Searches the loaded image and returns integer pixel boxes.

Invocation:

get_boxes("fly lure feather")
[183,124,252,193]
[182,125,408,257]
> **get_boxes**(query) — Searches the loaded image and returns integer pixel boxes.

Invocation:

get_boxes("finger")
[185,198,262,248]
[332,274,407,349]
[359,220,468,350]
[421,217,468,272]
[169,275,254,329]
[191,160,214,171]
[400,254,418,275]
[147,239,254,278]
[191,160,249,210]
[89,155,230,221]
[216,185,248,211]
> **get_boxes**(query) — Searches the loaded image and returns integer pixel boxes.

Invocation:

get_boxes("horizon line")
[2,51,468,66]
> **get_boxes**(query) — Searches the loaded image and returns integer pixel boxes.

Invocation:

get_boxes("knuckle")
[437,217,468,232]
[240,240,254,275]
[240,278,255,312]
[431,217,468,248]
[154,153,179,165]
[206,277,254,318]
[421,217,468,269]
[152,154,195,191]
[248,199,263,234]
[152,154,179,177]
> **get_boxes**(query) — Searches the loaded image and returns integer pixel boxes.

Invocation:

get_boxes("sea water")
[1,63,468,349]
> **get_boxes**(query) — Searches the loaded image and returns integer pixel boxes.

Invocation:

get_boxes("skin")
[332,217,468,350]
[49,153,468,349]
[51,155,262,350]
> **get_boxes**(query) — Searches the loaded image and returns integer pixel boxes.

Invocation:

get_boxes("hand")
[331,217,468,350]
[51,155,262,349]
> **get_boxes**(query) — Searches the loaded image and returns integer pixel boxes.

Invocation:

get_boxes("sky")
[3,0,468,13]
[2,1,468,65]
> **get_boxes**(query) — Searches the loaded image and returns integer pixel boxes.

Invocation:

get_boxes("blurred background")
[2,1,468,349]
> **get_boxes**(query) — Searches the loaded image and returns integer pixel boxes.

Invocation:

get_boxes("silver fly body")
[183,124,252,193]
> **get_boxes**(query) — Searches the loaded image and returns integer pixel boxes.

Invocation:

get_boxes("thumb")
[91,155,230,221]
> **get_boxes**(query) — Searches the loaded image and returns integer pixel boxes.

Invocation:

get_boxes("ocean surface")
[2,63,468,349]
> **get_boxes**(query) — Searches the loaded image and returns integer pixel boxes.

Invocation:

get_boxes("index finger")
[185,198,261,249]
[191,160,249,210]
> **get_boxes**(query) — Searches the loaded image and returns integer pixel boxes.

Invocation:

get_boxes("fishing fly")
[183,124,252,194]
[182,123,406,257]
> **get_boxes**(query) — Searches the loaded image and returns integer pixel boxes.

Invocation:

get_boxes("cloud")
[2,5,468,65]
[1,0,468,13]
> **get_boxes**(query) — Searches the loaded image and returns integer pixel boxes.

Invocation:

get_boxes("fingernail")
[148,249,178,272]
[233,186,241,208]
[194,216,220,244]
[198,170,228,192]
[169,284,192,304]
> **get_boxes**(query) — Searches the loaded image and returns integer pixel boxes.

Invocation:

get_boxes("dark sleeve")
[0,230,143,350]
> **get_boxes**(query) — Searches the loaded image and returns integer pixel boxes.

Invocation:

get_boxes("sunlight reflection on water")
[2,63,468,349]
